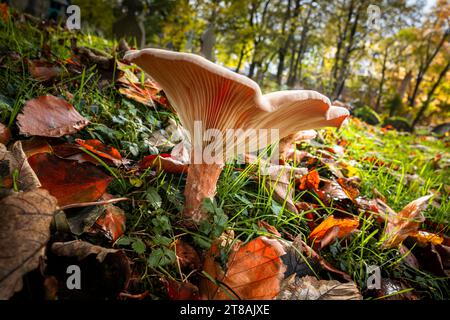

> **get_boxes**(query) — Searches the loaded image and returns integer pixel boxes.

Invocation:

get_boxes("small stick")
[59,197,129,210]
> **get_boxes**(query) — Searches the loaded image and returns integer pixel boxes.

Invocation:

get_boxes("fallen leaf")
[51,240,131,299]
[2,141,41,191]
[162,278,200,300]
[52,142,100,165]
[257,220,281,237]
[277,275,362,300]
[200,236,287,300]
[337,177,360,202]
[148,119,188,152]
[17,95,90,137]
[262,164,307,214]
[21,138,53,158]
[91,203,126,242]
[175,239,202,271]
[28,153,112,206]
[308,215,359,249]
[298,169,320,192]
[75,139,124,166]
[140,154,188,174]
[0,123,11,145]
[372,278,418,300]
[381,195,432,248]
[413,243,449,277]
[28,60,61,82]
[410,230,444,246]
[0,189,58,299]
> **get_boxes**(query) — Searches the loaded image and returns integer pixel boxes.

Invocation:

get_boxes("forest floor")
[0,9,449,300]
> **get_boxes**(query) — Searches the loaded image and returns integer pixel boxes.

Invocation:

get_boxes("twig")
[59,197,129,210]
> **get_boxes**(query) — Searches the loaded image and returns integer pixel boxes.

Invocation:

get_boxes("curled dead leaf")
[17,95,89,137]
[381,195,432,248]
[0,189,58,299]
[277,275,362,300]
[75,139,125,166]
[308,215,359,249]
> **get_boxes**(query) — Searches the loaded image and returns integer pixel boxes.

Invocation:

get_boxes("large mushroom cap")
[124,49,349,156]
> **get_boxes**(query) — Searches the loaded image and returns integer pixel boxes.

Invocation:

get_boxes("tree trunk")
[408,28,449,108]
[411,61,449,130]
[375,46,389,112]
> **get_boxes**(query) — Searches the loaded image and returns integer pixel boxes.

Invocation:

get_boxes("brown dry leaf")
[200,236,287,300]
[277,275,362,300]
[257,220,281,237]
[263,164,307,214]
[91,204,126,242]
[373,278,419,300]
[0,123,11,145]
[0,189,58,299]
[381,195,432,248]
[2,141,41,191]
[28,153,112,206]
[175,239,202,271]
[52,240,122,262]
[17,95,90,137]
[309,215,359,249]
[51,240,131,298]
[21,138,53,158]
[28,60,61,82]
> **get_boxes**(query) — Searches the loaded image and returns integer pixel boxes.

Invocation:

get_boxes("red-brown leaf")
[0,123,11,145]
[17,95,89,137]
[28,153,112,206]
[28,60,61,82]
[140,154,188,174]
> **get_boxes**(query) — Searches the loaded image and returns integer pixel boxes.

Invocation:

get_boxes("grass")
[0,13,449,300]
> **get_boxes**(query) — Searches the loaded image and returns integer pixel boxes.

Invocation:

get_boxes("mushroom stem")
[183,162,224,223]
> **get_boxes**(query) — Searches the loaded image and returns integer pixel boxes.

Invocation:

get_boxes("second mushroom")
[124,49,349,223]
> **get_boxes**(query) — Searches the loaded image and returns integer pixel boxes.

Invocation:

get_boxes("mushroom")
[124,49,349,223]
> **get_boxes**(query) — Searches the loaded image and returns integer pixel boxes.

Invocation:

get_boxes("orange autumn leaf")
[93,203,126,242]
[298,169,320,191]
[17,95,89,137]
[28,153,112,206]
[337,177,360,202]
[308,215,359,249]
[200,236,286,300]
[411,231,444,246]
[75,139,123,166]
